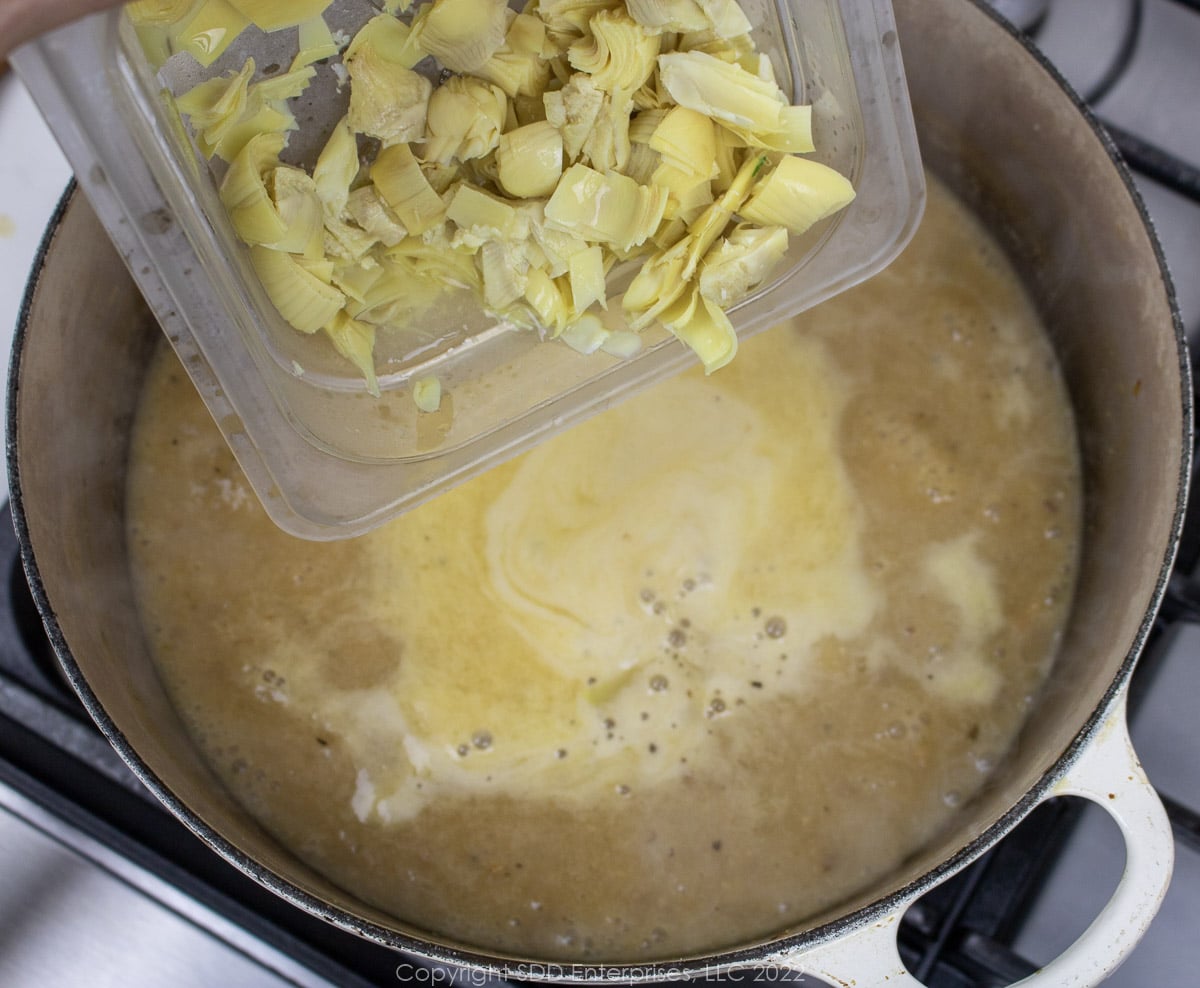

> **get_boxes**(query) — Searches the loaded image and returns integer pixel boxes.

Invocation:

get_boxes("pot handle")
[773,695,1173,987]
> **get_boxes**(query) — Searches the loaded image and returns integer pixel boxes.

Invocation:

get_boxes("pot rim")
[6,0,1193,978]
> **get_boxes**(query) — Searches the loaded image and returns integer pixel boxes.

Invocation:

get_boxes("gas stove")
[1,2,1199,985]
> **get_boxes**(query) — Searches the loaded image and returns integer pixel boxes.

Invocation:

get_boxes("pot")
[7,0,1191,984]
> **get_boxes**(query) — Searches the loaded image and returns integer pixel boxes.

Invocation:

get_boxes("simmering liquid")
[126,177,1081,961]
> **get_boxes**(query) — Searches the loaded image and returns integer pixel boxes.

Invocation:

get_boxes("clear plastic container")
[13,0,924,539]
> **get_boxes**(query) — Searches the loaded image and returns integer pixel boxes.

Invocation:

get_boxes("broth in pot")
[126,175,1081,961]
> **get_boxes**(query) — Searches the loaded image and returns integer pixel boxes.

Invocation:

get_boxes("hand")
[1,0,127,64]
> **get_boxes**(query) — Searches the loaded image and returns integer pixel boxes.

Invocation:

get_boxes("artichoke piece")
[225,0,333,31]
[323,311,380,396]
[559,313,610,354]
[568,244,608,313]
[344,11,424,67]
[423,77,508,167]
[418,0,509,73]
[372,144,448,234]
[694,0,752,40]
[567,10,660,95]
[176,58,255,149]
[332,260,385,310]
[698,224,789,305]
[496,121,564,199]
[475,13,553,99]
[268,167,325,256]
[446,184,520,248]
[680,150,766,278]
[167,0,250,67]
[537,0,623,36]
[293,15,340,68]
[543,74,605,162]
[658,49,787,133]
[345,187,408,247]
[480,240,531,310]
[624,0,710,33]
[345,42,432,146]
[385,234,481,292]
[125,0,194,64]
[312,115,360,215]
[660,284,738,373]
[621,234,690,329]
[721,104,815,153]
[179,59,316,161]
[249,246,346,334]
[524,204,592,277]
[413,376,443,413]
[649,105,717,179]
[544,164,668,253]
[219,132,304,248]
[579,92,634,173]
[738,155,856,234]
[601,329,643,358]
[522,267,573,336]
[126,0,195,25]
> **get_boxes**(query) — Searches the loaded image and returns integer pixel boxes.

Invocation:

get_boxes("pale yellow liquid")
[126,177,1081,961]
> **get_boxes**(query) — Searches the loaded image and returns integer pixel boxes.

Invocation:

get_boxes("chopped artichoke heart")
[476,13,552,98]
[168,0,250,67]
[496,122,564,199]
[268,166,325,256]
[220,132,291,245]
[569,245,608,313]
[698,224,788,305]
[624,0,711,33]
[372,143,448,235]
[721,104,815,153]
[344,12,423,67]
[254,64,318,103]
[560,313,611,354]
[601,329,643,358]
[661,284,737,373]
[658,50,787,132]
[324,311,380,396]
[193,0,857,390]
[294,15,340,68]
[250,246,346,334]
[579,93,634,173]
[694,0,753,40]
[312,116,360,215]
[545,164,668,253]
[543,75,606,161]
[413,376,443,413]
[523,267,572,336]
[346,43,432,145]
[621,235,690,329]
[446,185,519,246]
[176,58,255,142]
[345,187,409,246]
[649,106,717,179]
[480,240,531,310]
[125,0,196,27]
[226,0,333,31]
[423,77,508,166]
[738,155,856,234]
[567,10,660,95]
[419,0,510,72]
[539,0,626,35]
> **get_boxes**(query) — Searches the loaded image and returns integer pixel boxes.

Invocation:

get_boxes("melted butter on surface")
[266,336,877,822]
